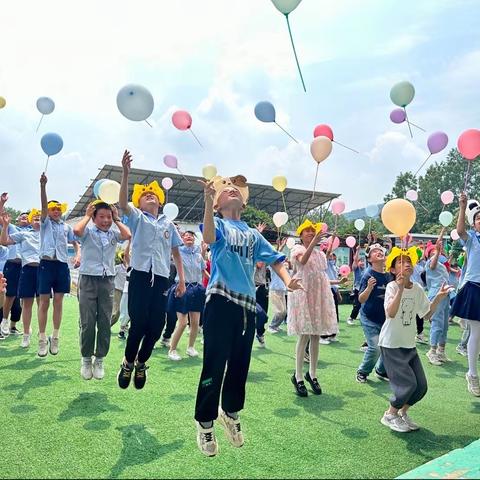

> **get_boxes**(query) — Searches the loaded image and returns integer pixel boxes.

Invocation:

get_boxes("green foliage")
[241,205,272,228]
[4,206,23,222]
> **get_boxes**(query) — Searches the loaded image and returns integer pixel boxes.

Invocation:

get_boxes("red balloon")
[313,124,334,141]
[172,110,192,131]
[457,129,480,160]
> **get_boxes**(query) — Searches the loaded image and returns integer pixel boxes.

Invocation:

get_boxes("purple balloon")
[390,108,406,124]
[163,154,178,169]
[427,131,448,155]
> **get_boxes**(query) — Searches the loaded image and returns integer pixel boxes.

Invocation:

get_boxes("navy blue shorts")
[451,281,480,321]
[38,259,71,295]
[167,282,206,314]
[3,260,22,297]
[18,265,39,298]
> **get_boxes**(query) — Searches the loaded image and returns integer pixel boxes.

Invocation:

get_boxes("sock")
[429,346,437,354]
[123,360,134,369]
[52,329,59,338]
[199,421,213,429]
[225,411,238,420]
[39,332,47,341]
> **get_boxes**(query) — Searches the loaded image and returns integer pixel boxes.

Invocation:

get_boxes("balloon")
[327,236,340,251]
[172,110,192,130]
[390,108,406,124]
[202,164,217,180]
[163,155,178,169]
[254,101,276,123]
[0,96,6,109]
[98,180,121,204]
[40,133,63,156]
[390,81,415,107]
[163,202,179,221]
[381,199,416,237]
[310,136,332,163]
[365,204,379,218]
[321,223,328,234]
[339,265,351,277]
[457,129,480,160]
[450,229,460,241]
[354,219,365,231]
[440,190,454,205]
[346,236,356,248]
[439,211,454,227]
[36,97,55,115]
[161,177,173,191]
[272,175,287,193]
[273,211,289,228]
[93,179,107,198]
[406,189,418,201]
[271,0,302,14]
[116,84,154,122]
[331,199,345,215]
[313,124,333,141]
[427,131,448,155]
[286,237,296,249]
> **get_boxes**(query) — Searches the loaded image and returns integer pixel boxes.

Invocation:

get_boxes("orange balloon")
[381,199,416,237]
[310,136,332,164]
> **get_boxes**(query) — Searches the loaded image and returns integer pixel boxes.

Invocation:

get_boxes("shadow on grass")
[4,370,71,399]
[433,360,468,379]
[162,357,202,373]
[84,419,112,431]
[109,424,184,478]
[58,392,123,422]
[293,393,347,427]
[470,401,480,415]
[273,407,300,419]
[248,370,273,383]
[340,427,369,439]
[0,356,76,372]
[10,404,38,414]
[169,393,195,403]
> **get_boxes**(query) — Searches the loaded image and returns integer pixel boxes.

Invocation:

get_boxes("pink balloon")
[161,177,173,190]
[321,223,328,234]
[172,110,192,130]
[390,108,406,124]
[450,229,460,241]
[440,190,454,205]
[339,265,351,276]
[405,189,418,201]
[331,199,346,215]
[327,236,340,251]
[457,129,480,160]
[345,236,356,248]
[163,155,178,169]
[313,124,334,141]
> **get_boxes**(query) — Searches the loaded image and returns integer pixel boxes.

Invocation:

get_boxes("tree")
[241,205,272,228]
[4,207,23,222]
[383,172,418,203]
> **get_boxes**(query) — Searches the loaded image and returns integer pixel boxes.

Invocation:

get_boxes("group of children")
[1,151,479,455]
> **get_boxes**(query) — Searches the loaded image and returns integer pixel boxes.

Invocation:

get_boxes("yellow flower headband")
[296,219,323,236]
[27,208,41,223]
[385,246,419,271]
[47,201,68,214]
[131,180,165,208]
[211,175,249,209]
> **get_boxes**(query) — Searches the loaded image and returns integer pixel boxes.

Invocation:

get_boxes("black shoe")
[305,371,322,395]
[375,369,389,382]
[10,327,22,335]
[356,371,368,384]
[118,331,126,340]
[117,362,133,389]
[134,363,149,390]
[0,332,4,340]
[291,374,308,397]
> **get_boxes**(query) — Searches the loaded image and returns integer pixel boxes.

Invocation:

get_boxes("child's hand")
[175,281,186,298]
[435,240,443,252]
[437,282,451,298]
[121,150,132,174]
[255,222,267,233]
[85,203,96,218]
[40,173,47,185]
[197,179,215,205]
[339,276,348,285]
[73,255,81,269]
[0,213,10,226]
[0,273,6,293]
[110,205,120,221]
[366,277,377,290]
[459,192,467,209]
[396,274,405,289]
[287,277,304,292]
[0,192,8,204]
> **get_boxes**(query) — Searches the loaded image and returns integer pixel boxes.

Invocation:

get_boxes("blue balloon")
[254,101,276,123]
[93,179,107,198]
[40,133,63,156]
[365,204,379,218]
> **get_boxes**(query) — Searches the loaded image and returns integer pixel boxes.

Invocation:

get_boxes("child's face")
[369,248,385,263]
[391,255,413,277]
[474,212,480,232]
[139,192,159,210]
[216,187,243,211]
[93,208,113,231]
[358,259,365,269]
[300,227,316,244]
[17,214,29,227]
[31,215,41,229]
[48,207,62,221]
[182,232,195,246]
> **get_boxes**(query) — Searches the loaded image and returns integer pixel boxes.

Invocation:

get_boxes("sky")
[1,0,479,214]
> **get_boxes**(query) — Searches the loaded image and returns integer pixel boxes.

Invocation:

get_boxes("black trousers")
[161,311,178,340]
[195,294,256,422]
[125,269,168,364]
[332,288,339,323]
[255,284,268,336]
[0,297,22,323]
[416,315,424,335]
[349,289,361,320]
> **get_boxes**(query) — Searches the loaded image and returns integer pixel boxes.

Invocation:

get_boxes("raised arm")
[40,174,48,220]
[199,179,216,244]
[0,214,15,246]
[73,203,95,238]
[111,205,131,241]
[298,230,322,266]
[352,246,360,270]
[0,192,8,215]
[429,229,445,270]
[271,261,303,291]
[119,150,132,214]
[456,193,468,241]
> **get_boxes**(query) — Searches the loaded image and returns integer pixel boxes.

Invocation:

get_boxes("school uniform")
[426,257,450,345]
[349,265,365,320]
[3,225,29,297]
[111,263,128,325]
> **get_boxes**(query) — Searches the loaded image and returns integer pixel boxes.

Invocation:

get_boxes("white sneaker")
[48,335,59,355]
[329,335,339,343]
[21,334,31,348]
[159,337,170,348]
[168,349,182,361]
[267,327,279,334]
[81,358,93,380]
[256,335,266,348]
[186,347,199,357]
[456,345,467,356]
[415,333,428,344]
[346,318,355,326]
[38,338,48,357]
[196,422,218,457]
[436,351,451,363]
[426,350,442,366]
[0,319,10,336]
[319,338,330,345]
[380,412,410,433]
[93,357,105,380]
[466,373,480,397]
[218,408,244,447]
[399,411,420,431]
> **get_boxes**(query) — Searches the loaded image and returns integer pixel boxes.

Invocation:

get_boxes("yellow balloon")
[272,175,287,192]
[202,164,217,181]
[98,180,121,204]
[0,97,6,109]
[381,199,416,237]
[310,136,332,163]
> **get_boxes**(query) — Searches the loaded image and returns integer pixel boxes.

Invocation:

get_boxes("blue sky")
[1,0,479,214]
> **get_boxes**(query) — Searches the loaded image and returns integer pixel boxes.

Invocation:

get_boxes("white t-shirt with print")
[379,281,431,349]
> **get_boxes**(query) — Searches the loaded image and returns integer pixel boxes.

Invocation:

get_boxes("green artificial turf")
[0,297,478,479]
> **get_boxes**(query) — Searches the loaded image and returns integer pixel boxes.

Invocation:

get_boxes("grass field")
[0,297,478,479]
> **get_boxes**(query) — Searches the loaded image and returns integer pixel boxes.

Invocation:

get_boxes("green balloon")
[390,81,415,107]
[458,254,465,268]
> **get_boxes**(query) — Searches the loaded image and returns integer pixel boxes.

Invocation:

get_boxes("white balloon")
[163,202,179,221]
[36,97,55,115]
[98,180,121,204]
[286,237,296,249]
[450,229,460,241]
[271,0,302,14]
[116,84,154,121]
[354,219,365,231]
[273,211,289,228]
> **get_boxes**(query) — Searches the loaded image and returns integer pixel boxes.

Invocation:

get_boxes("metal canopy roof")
[68,164,339,223]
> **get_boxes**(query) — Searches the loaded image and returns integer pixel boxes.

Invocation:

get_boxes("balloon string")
[274,122,299,143]
[410,122,426,132]
[189,128,203,148]
[333,140,359,154]
[144,120,153,128]
[166,191,169,203]
[176,167,191,184]
[464,160,473,192]
[35,114,44,133]
[413,153,432,177]
[285,14,306,92]
[281,191,287,213]
[417,201,429,213]
[368,218,372,235]
[44,155,50,173]
[311,163,320,200]
[403,107,413,138]
[182,195,203,220]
